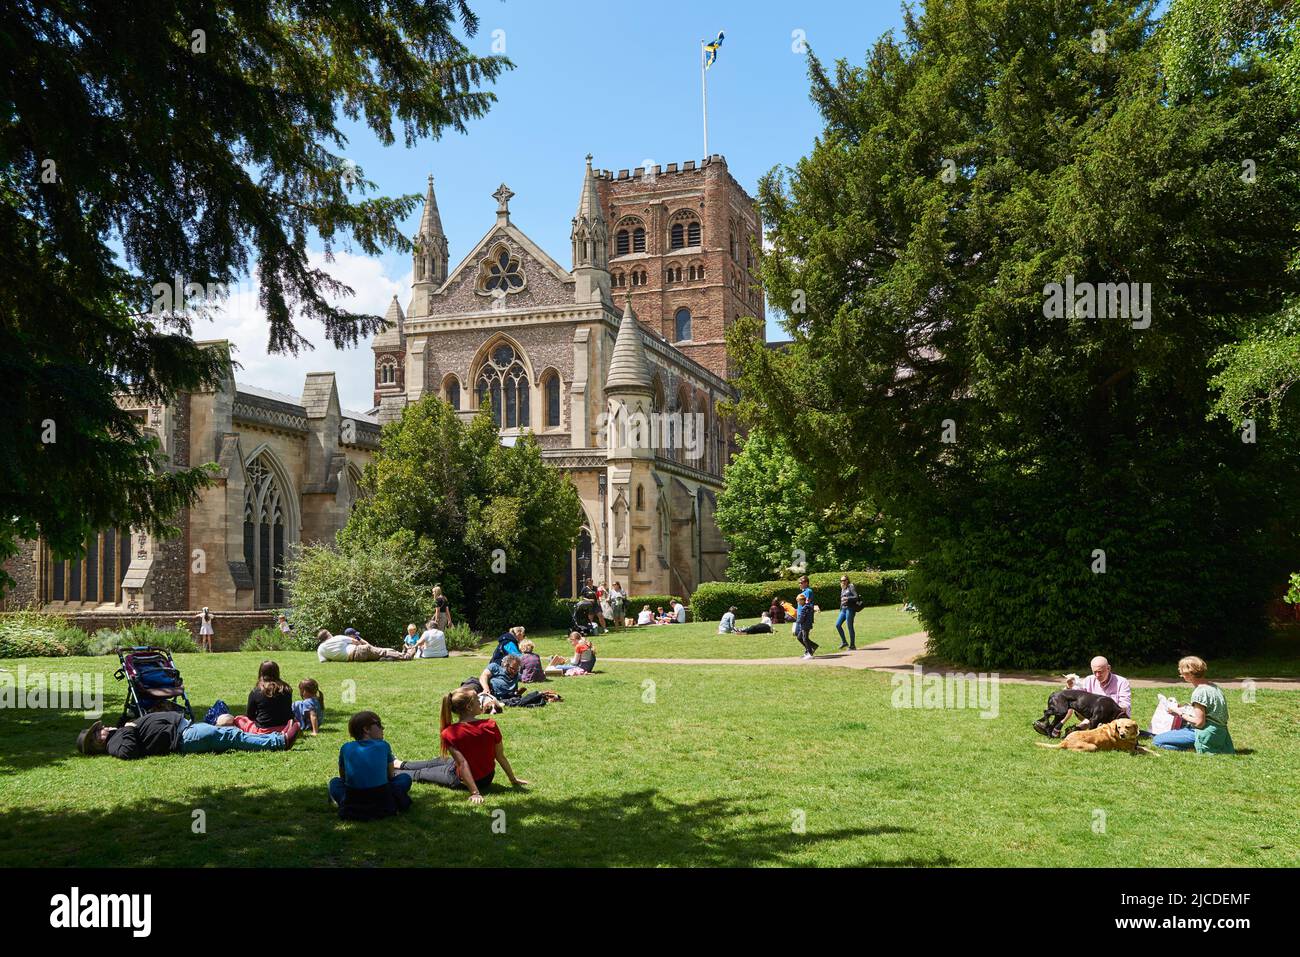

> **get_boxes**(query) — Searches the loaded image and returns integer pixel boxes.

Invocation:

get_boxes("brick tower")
[594,155,764,379]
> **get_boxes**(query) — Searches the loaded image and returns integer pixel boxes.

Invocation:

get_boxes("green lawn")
[517,605,921,660]
[1,647,1296,867]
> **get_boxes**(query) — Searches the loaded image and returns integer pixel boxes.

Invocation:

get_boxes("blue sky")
[219,0,908,410]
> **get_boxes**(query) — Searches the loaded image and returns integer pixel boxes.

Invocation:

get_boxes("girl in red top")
[392,687,529,804]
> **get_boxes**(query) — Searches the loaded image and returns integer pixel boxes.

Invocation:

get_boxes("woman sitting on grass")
[328,711,412,820]
[392,687,529,804]
[218,660,300,736]
[1152,656,1235,754]
[548,631,596,675]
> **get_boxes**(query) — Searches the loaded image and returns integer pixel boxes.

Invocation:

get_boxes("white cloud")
[202,250,411,412]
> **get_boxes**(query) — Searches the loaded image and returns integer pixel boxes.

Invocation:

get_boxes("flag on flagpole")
[704,30,725,69]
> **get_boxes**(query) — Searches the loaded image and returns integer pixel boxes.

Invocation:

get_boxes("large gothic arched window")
[476,342,530,429]
[244,453,289,607]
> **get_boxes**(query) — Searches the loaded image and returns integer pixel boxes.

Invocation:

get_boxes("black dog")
[1033,689,1124,739]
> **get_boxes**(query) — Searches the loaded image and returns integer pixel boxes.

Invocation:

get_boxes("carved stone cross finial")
[493,183,514,218]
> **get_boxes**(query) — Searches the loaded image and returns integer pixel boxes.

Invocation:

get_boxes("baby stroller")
[113,646,194,724]
[571,600,600,637]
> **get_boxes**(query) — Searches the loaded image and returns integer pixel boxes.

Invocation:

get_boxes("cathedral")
[1,359,378,622]
[373,153,764,597]
[1,153,764,623]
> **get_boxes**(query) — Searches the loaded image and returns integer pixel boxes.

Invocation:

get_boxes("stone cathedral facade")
[1,350,379,617]
[372,154,765,597]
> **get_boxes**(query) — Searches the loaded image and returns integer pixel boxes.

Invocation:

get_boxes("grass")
[1,645,1296,867]
[518,604,921,660]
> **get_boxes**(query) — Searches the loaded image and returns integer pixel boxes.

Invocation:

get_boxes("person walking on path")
[795,593,818,659]
[837,576,858,650]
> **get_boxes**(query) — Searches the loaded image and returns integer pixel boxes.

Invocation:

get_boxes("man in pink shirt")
[1074,656,1132,717]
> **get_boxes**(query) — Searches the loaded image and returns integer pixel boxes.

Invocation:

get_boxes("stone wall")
[0,539,41,609]
[60,610,277,652]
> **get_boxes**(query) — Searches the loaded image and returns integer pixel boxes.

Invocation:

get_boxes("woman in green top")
[1153,656,1235,754]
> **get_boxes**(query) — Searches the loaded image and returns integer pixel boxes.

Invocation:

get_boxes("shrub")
[240,625,317,653]
[285,540,434,649]
[0,611,70,657]
[441,622,482,653]
[0,611,104,657]
[690,570,908,622]
[93,622,197,655]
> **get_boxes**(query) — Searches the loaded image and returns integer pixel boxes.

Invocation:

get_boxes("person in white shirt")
[415,620,448,659]
[673,600,687,624]
[636,605,654,626]
[718,607,737,634]
[316,628,405,662]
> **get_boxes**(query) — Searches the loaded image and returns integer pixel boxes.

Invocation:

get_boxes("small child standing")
[293,678,325,736]
[195,607,215,652]
[328,711,412,820]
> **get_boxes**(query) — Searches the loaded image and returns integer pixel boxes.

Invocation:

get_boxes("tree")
[0,0,509,591]
[730,0,1300,667]
[715,428,898,582]
[284,539,433,649]
[339,396,583,632]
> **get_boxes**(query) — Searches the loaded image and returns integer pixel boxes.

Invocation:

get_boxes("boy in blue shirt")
[328,711,412,820]
[795,593,818,659]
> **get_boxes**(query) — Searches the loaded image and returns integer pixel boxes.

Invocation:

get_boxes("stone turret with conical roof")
[571,154,610,305]
[606,293,652,395]
[412,174,449,314]
[371,294,406,407]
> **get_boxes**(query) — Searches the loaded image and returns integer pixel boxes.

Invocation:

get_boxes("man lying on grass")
[77,710,296,759]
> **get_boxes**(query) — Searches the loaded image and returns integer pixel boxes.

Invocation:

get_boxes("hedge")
[690,570,908,622]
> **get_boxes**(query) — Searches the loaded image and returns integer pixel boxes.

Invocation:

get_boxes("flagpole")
[701,39,709,157]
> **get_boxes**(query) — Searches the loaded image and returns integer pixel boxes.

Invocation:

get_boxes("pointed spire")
[413,172,449,292]
[383,294,404,324]
[373,294,405,348]
[606,292,652,393]
[418,174,443,236]
[576,153,602,224]
[571,153,609,284]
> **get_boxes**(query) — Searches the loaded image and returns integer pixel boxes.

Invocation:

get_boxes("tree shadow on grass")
[0,780,947,868]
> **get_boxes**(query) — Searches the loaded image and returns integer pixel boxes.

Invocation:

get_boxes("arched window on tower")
[675,308,692,342]
[616,230,630,256]
[687,221,701,246]
[476,342,530,429]
[636,484,645,511]
[379,359,397,385]
[443,374,461,411]
[670,222,684,249]
[635,545,645,574]
[632,227,646,252]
